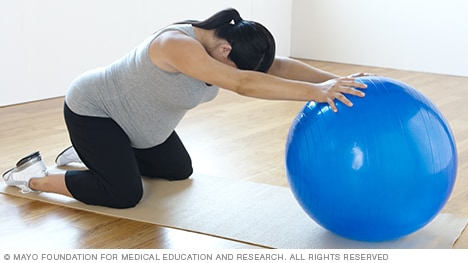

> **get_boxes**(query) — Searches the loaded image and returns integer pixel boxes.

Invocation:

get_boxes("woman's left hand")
[348,72,375,78]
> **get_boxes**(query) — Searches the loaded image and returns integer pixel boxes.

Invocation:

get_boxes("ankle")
[28,177,45,191]
[29,173,72,197]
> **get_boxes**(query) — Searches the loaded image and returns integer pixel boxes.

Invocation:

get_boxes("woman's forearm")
[267,57,339,83]
[234,70,318,101]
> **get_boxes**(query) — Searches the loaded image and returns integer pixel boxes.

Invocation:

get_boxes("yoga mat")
[1,166,466,249]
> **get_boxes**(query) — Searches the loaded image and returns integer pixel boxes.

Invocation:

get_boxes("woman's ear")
[210,40,236,68]
[218,42,232,59]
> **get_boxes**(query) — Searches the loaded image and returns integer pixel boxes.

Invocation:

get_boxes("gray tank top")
[65,24,219,148]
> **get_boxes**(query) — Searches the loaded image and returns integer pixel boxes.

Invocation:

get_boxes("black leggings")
[63,104,193,208]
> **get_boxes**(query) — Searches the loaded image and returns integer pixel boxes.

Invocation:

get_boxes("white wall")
[291,0,468,77]
[3,0,467,107]
[0,0,291,106]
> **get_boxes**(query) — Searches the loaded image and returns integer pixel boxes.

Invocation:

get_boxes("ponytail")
[173,8,242,29]
[191,8,243,29]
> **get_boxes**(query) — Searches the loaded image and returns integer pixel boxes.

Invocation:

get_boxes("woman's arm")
[268,57,374,82]
[267,56,339,82]
[149,32,366,111]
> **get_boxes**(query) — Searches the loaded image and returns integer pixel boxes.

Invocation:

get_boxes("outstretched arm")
[150,31,366,111]
[268,57,374,82]
[267,56,339,82]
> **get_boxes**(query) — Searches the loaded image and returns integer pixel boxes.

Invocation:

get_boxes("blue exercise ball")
[285,76,457,242]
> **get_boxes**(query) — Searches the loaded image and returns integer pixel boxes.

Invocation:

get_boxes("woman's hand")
[315,77,367,112]
[348,72,375,78]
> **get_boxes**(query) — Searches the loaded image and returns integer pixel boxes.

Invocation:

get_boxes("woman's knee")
[167,166,193,181]
[108,181,144,208]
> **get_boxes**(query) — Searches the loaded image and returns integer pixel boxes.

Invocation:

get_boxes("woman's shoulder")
[153,24,195,39]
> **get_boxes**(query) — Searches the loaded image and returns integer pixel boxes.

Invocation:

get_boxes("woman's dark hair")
[182,8,276,73]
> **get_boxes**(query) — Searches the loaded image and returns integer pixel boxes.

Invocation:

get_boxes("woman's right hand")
[314,77,367,112]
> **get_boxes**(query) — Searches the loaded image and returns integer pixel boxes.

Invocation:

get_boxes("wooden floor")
[0,60,467,249]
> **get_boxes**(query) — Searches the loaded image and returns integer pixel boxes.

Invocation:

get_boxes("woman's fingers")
[349,72,375,78]
[327,92,353,112]
[335,92,353,107]
[327,79,367,112]
[336,79,367,97]
[327,97,338,112]
[319,77,369,112]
